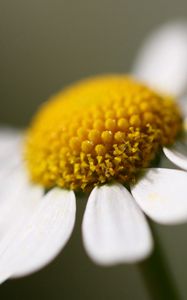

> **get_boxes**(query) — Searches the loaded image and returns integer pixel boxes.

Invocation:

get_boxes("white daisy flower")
[1,21,187,284]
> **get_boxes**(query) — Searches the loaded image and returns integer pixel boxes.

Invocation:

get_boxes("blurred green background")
[1,0,187,299]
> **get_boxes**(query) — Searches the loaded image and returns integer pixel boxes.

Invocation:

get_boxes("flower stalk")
[138,221,180,300]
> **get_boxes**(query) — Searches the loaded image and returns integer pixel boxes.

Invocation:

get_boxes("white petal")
[163,124,187,171]
[178,96,187,117]
[163,146,187,171]
[131,168,187,224]
[158,152,179,169]
[82,183,153,265]
[0,128,23,171]
[0,167,42,282]
[0,167,42,232]
[132,22,187,96]
[0,149,23,178]
[0,187,76,282]
[0,128,22,157]
[0,127,20,141]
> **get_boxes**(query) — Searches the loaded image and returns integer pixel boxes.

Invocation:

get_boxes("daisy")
[1,22,187,285]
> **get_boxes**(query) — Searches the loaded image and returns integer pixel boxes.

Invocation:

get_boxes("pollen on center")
[25,75,182,191]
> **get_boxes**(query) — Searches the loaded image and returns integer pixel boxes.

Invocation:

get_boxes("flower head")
[1,22,187,283]
[25,75,182,190]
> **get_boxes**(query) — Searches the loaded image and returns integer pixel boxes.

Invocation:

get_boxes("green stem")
[138,221,181,300]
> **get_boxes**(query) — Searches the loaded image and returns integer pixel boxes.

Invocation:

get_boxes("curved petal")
[163,124,187,171]
[132,22,187,96]
[163,146,187,171]
[82,183,153,265]
[131,168,187,224]
[0,169,76,282]
[158,152,179,169]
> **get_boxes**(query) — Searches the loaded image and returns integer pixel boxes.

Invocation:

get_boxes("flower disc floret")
[25,75,182,191]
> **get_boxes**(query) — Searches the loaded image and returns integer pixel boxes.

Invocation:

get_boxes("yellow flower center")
[25,75,182,191]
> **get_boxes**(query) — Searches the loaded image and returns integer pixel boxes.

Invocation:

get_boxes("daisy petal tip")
[83,241,153,266]
[82,183,153,266]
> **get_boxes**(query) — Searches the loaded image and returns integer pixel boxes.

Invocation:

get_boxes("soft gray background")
[1,0,187,299]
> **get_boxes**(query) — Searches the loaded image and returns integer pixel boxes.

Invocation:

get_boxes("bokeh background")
[1,0,187,299]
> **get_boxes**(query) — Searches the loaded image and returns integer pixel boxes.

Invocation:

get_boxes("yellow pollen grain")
[25,74,183,191]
